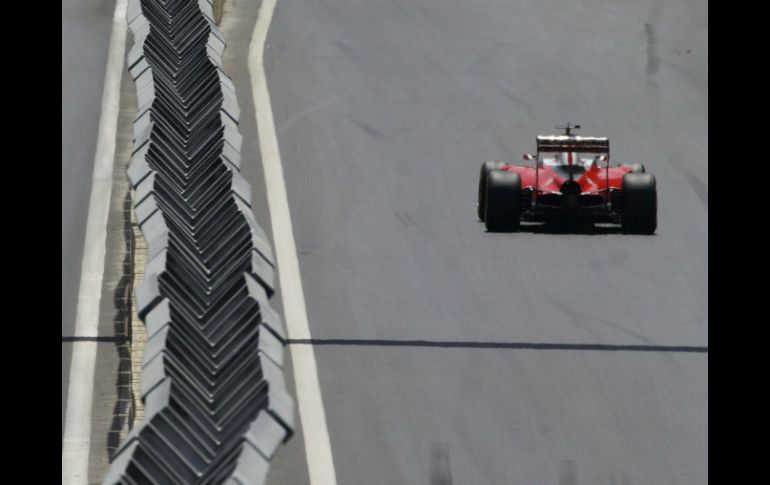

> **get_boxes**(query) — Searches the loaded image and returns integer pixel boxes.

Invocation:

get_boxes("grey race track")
[62,0,113,435]
[263,0,707,483]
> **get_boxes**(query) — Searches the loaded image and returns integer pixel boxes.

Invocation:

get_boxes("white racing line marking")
[61,1,127,483]
[248,1,339,484]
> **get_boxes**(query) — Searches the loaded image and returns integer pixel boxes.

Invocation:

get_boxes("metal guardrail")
[103,1,294,483]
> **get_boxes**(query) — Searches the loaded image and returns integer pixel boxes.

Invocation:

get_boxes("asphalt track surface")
[61,0,708,482]
[262,0,707,483]
[62,0,113,435]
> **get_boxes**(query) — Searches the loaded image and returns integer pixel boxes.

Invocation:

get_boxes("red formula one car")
[477,124,657,234]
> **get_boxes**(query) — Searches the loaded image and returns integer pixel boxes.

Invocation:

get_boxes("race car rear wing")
[536,135,610,153]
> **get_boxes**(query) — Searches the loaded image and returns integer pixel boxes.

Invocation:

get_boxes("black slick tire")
[621,173,657,234]
[485,170,521,232]
[478,161,507,220]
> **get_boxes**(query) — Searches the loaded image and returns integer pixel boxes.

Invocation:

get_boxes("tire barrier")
[103,1,294,483]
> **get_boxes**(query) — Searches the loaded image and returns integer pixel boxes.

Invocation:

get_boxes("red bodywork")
[500,162,633,194]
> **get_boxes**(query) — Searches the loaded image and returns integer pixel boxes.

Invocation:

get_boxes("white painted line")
[62,1,128,484]
[248,1,339,484]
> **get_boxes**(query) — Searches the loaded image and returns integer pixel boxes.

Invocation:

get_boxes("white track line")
[62,1,127,484]
[248,1,339,484]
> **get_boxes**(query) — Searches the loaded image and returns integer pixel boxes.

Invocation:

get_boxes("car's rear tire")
[478,161,507,220]
[628,163,646,174]
[621,173,657,234]
[485,170,521,232]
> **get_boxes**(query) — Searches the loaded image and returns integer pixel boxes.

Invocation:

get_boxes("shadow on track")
[481,221,631,236]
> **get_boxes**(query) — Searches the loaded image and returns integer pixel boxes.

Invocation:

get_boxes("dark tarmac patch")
[430,442,454,485]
